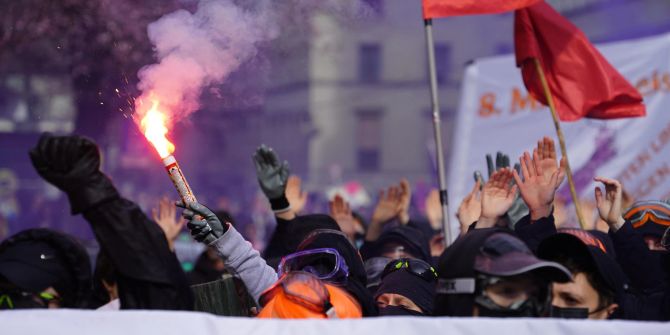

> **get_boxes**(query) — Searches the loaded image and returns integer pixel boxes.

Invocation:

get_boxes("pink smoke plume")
[135,0,278,120]
[134,0,372,122]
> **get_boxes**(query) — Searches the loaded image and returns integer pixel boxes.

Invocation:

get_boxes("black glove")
[176,201,227,245]
[252,144,290,212]
[29,133,119,214]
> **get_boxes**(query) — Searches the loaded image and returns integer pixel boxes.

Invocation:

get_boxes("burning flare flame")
[140,100,175,158]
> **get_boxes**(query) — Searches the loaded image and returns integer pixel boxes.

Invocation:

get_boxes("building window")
[358,44,381,83]
[432,43,451,84]
[356,109,382,172]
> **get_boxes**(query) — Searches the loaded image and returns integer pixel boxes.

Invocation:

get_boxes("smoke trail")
[135,0,371,121]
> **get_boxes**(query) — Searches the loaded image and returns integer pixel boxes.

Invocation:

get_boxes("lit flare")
[140,100,175,158]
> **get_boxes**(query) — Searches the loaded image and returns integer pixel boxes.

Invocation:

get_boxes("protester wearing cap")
[434,228,571,317]
[0,228,92,309]
[374,258,437,316]
[538,229,628,319]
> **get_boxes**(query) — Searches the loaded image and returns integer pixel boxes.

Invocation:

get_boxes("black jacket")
[84,197,193,310]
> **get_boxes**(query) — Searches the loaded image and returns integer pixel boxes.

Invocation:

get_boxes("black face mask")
[550,305,589,319]
[379,305,424,316]
[474,295,542,318]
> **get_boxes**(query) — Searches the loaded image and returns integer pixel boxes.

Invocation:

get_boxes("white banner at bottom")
[2,310,668,335]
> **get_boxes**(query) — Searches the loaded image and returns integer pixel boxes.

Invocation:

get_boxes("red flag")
[514,2,645,121]
[423,0,540,19]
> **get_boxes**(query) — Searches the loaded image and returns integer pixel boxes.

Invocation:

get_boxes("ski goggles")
[0,289,61,309]
[278,248,349,285]
[623,201,670,228]
[259,271,337,318]
[381,258,437,283]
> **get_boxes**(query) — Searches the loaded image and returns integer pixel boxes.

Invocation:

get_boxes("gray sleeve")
[209,225,278,303]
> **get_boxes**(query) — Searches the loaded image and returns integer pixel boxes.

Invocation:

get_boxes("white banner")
[2,310,668,335]
[448,32,670,234]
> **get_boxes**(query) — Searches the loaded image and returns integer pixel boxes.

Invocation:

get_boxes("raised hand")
[285,175,308,215]
[513,150,566,220]
[594,177,626,231]
[253,145,290,212]
[152,196,185,251]
[29,133,118,214]
[456,180,481,234]
[398,179,412,225]
[371,186,403,225]
[366,185,403,241]
[329,194,356,242]
[425,189,443,230]
[176,201,227,245]
[536,137,560,183]
[479,169,517,228]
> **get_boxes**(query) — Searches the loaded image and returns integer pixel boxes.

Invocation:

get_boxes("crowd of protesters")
[0,133,668,321]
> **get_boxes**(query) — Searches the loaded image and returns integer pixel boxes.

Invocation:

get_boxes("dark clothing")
[263,215,340,267]
[83,197,193,310]
[514,214,557,253]
[609,221,668,292]
[360,225,432,263]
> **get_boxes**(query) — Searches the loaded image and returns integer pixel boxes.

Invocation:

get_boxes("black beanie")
[375,269,436,315]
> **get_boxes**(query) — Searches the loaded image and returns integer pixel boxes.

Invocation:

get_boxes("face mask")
[474,295,543,318]
[550,305,589,319]
[379,305,424,316]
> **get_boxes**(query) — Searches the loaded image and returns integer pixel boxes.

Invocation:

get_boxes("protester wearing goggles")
[434,228,571,317]
[257,271,362,319]
[624,200,670,251]
[180,199,379,315]
[590,179,670,298]
[374,258,437,316]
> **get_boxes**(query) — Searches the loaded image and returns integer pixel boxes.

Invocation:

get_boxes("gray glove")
[474,151,528,227]
[253,144,291,212]
[176,201,227,245]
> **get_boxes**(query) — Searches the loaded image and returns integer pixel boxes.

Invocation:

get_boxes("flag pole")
[533,58,587,229]
[424,19,453,245]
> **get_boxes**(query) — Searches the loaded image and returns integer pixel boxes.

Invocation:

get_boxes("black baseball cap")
[474,232,571,282]
[537,229,629,298]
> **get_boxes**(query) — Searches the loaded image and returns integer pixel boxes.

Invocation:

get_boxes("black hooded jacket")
[83,196,193,310]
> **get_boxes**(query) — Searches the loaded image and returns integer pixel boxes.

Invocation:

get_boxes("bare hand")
[457,180,481,234]
[398,179,411,224]
[536,137,559,183]
[285,175,308,215]
[329,194,356,242]
[594,176,626,231]
[153,196,185,251]
[513,150,566,220]
[479,169,517,228]
[371,186,403,225]
[429,234,446,257]
[425,189,443,230]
